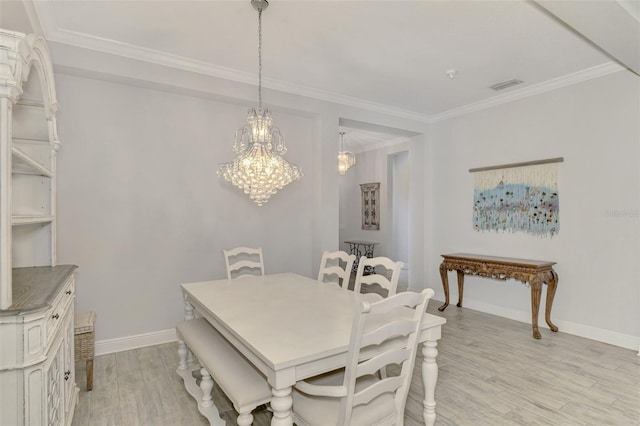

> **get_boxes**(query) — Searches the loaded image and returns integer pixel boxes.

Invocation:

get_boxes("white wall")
[428,70,640,348]
[47,38,639,352]
[390,150,410,265]
[55,73,315,341]
[49,43,431,348]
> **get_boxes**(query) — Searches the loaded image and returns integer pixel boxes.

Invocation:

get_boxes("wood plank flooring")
[72,301,640,425]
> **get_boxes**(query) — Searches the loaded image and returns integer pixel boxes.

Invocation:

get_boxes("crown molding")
[31,1,627,126]
[430,62,626,122]
[51,28,260,85]
[37,26,431,123]
[261,75,431,123]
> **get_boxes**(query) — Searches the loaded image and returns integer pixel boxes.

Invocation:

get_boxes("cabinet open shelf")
[12,215,55,226]
[12,145,54,177]
[16,98,45,108]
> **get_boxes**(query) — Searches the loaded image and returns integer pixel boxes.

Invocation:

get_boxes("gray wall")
[46,42,638,350]
[55,73,315,340]
[49,43,430,345]
[428,70,640,347]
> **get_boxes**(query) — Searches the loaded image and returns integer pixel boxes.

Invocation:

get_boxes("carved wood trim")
[440,257,555,287]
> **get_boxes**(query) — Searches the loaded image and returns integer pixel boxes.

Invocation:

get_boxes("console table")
[438,253,558,339]
[344,240,379,272]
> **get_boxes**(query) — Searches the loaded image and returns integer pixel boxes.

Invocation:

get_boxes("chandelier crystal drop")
[217,0,303,206]
[337,131,356,175]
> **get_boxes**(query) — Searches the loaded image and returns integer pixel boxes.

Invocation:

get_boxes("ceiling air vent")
[489,79,524,91]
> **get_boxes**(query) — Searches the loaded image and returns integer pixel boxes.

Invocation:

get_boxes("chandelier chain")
[258,7,263,110]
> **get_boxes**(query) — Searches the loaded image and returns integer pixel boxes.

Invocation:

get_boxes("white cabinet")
[0,268,78,426]
[0,30,78,425]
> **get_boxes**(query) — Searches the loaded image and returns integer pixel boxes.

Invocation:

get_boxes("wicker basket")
[74,311,96,362]
[74,311,96,390]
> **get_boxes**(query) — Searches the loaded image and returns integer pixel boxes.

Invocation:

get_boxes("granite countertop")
[0,265,78,316]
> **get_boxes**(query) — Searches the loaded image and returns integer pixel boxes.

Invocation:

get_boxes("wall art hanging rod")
[469,157,564,173]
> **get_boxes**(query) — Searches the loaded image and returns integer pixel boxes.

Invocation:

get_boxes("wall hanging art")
[470,158,563,237]
[361,182,380,230]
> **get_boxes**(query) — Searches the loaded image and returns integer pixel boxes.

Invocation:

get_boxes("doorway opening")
[337,119,418,289]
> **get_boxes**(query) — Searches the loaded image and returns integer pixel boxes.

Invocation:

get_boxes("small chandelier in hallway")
[217,0,303,206]
[337,131,355,175]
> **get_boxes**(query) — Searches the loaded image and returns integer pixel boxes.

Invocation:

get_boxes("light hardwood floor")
[72,301,640,425]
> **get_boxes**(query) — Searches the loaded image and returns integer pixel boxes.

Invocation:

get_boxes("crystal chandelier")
[337,131,356,175]
[217,0,303,206]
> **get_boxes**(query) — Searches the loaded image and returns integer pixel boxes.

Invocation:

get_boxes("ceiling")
[2,0,637,149]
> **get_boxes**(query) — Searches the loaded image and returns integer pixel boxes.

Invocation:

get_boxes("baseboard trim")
[95,328,177,356]
[96,302,639,355]
[432,298,639,351]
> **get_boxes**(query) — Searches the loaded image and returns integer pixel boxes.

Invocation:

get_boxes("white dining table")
[180,273,446,426]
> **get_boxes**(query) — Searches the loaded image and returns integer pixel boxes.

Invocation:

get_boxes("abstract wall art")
[470,158,563,237]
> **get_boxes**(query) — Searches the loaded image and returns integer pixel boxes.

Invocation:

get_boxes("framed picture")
[361,182,380,230]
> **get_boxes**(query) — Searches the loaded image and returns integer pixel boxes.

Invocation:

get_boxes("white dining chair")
[353,256,403,303]
[291,288,435,426]
[317,250,356,289]
[223,247,265,279]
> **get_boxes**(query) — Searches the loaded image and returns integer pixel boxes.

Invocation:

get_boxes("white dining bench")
[176,318,272,425]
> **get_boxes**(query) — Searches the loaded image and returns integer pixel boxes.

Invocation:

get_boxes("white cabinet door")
[62,312,76,422]
[44,341,64,426]
[23,336,63,426]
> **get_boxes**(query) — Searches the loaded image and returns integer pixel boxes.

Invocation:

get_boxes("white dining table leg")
[422,340,439,426]
[270,387,293,426]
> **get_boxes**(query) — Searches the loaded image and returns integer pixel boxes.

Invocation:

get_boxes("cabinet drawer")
[45,276,75,348]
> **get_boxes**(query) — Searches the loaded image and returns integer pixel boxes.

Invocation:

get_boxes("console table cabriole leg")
[438,263,449,311]
[530,277,542,339]
[270,387,293,426]
[421,341,439,426]
[545,270,559,332]
[456,270,465,308]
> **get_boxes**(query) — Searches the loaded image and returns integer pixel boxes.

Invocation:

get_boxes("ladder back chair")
[291,288,435,426]
[223,247,265,279]
[317,250,356,289]
[353,256,403,303]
